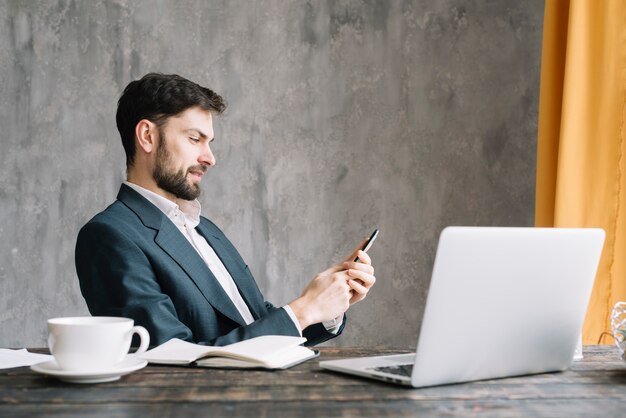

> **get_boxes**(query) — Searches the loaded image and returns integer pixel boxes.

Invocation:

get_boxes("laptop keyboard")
[371,363,413,377]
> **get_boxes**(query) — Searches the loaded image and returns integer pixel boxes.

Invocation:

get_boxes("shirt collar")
[123,181,201,229]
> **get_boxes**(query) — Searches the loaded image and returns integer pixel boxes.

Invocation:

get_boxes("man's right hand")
[288,266,353,330]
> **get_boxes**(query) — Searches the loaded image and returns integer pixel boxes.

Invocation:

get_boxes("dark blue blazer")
[75,184,343,346]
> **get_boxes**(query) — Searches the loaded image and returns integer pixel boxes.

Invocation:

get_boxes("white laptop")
[320,227,605,388]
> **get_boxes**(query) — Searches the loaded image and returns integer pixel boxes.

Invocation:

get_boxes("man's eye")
[189,137,200,143]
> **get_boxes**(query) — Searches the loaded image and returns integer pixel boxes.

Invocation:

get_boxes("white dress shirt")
[124,182,342,335]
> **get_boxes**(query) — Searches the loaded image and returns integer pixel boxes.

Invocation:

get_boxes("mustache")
[187,165,208,175]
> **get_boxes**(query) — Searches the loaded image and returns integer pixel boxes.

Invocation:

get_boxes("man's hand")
[288,266,353,329]
[343,248,376,305]
[288,238,377,329]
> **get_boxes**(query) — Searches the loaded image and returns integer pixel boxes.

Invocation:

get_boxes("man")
[76,73,376,347]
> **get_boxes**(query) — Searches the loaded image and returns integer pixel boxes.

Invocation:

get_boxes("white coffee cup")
[47,316,150,372]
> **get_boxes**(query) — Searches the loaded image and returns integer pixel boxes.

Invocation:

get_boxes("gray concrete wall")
[0,0,543,347]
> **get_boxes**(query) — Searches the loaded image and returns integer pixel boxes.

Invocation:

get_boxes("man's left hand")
[342,245,376,305]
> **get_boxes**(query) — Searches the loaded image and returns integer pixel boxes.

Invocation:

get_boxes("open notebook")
[139,335,318,369]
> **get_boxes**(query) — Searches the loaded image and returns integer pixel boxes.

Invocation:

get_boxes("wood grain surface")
[1,346,624,417]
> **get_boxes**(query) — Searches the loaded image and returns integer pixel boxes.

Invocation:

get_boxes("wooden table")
[1,346,625,417]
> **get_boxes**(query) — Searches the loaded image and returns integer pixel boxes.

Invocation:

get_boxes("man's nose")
[200,144,216,166]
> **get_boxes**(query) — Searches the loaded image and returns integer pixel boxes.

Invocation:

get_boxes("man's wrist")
[287,298,314,330]
[322,314,343,334]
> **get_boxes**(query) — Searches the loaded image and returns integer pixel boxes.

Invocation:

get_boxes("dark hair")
[116,73,226,167]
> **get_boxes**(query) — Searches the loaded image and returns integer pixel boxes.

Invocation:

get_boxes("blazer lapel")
[117,185,247,326]
[196,222,266,320]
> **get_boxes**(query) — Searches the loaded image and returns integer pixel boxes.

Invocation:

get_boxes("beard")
[153,131,206,201]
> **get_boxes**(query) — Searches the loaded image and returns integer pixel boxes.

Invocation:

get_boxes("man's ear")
[135,119,157,154]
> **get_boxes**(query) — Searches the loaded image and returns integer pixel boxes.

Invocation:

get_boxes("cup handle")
[131,325,150,354]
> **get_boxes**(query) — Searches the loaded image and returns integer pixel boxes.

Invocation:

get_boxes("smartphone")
[354,229,379,262]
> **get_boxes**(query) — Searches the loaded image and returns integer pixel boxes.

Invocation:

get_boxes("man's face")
[153,107,216,201]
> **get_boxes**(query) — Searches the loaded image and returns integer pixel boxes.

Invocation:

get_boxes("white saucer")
[31,356,148,384]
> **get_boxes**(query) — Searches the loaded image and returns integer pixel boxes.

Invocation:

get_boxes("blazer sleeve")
[302,318,347,346]
[263,302,347,347]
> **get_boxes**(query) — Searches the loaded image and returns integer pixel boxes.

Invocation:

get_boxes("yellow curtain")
[535,0,626,344]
